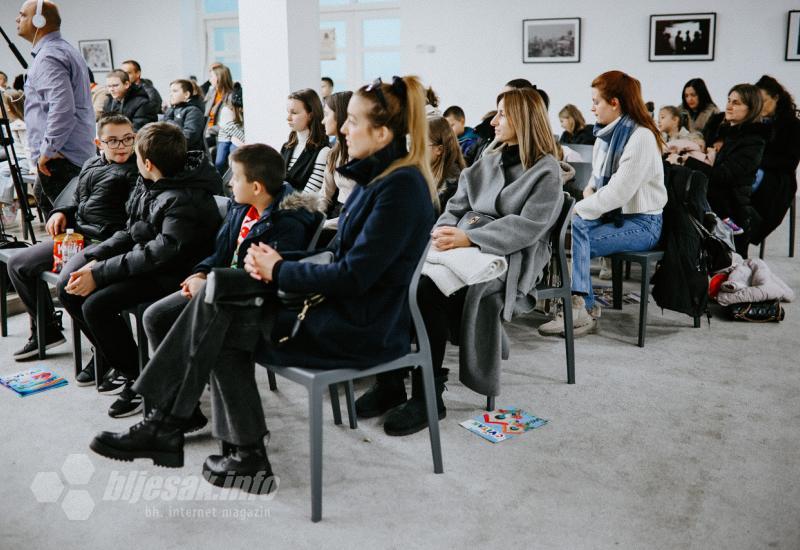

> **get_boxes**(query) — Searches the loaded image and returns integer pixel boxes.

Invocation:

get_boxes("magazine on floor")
[0,367,68,397]
[460,408,548,443]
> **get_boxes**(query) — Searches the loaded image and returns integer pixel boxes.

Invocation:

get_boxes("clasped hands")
[244,242,283,282]
[431,226,471,251]
[64,260,97,296]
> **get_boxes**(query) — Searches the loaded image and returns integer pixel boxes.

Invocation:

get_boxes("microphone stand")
[0,24,36,243]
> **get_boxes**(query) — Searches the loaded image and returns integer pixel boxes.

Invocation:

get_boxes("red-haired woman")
[540,71,667,337]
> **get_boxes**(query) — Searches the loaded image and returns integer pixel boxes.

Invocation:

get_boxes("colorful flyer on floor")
[0,367,68,397]
[460,408,548,443]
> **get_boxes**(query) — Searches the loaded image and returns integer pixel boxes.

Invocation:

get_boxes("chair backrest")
[570,162,593,192]
[213,195,229,219]
[306,213,326,251]
[568,143,594,162]
[549,193,576,290]
[408,240,432,356]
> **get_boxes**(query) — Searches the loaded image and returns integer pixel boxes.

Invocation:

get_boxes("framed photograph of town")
[522,18,581,63]
[78,39,114,73]
[787,11,800,61]
[649,13,716,61]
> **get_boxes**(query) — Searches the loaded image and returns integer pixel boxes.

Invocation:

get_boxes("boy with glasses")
[8,114,139,362]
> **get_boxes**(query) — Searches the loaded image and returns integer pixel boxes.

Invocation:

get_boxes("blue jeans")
[215,141,237,174]
[571,213,663,310]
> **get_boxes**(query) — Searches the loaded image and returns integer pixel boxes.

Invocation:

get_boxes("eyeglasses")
[365,77,388,109]
[100,135,135,148]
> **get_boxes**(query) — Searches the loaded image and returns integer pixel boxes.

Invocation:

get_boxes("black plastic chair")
[485,193,576,411]
[609,250,701,348]
[254,241,443,522]
[759,195,796,259]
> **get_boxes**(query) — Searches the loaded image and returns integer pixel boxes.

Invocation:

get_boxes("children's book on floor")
[460,408,548,443]
[0,367,68,397]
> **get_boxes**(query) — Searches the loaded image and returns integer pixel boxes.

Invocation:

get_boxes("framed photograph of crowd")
[522,18,581,63]
[787,11,800,61]
[649,13,716,61]
[78,39,114,73]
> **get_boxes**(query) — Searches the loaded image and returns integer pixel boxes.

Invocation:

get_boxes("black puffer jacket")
[51,154,138,242]
[559,125,596,145]
[163,102,205,151]
[686,121,769,230]
[102,84,157,131]
[85,151,223,290]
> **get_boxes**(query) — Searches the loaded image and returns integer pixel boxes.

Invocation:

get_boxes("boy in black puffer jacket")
[8,114,139,362]
[58,122,223,418]
[163,79,205,152]
[101,70,157,131]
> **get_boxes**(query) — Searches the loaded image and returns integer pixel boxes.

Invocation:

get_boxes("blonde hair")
[496,88,558,169]
[558,104,586,132]
[356,75,436,207]
[428,116,465,188]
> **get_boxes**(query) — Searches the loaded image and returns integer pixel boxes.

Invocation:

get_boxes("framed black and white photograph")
[522,18,581,63]
[649,13,716,61]
[78,39,114,72]
[787,11,800,61]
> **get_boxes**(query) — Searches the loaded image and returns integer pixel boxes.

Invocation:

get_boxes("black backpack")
[650,163,711,319]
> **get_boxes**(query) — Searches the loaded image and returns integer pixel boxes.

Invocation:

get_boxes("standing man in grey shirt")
[16,0,96,213]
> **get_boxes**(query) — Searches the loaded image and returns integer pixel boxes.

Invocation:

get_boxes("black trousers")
[133,284,270,446]
[57,247,173,379]
[418,275,466,376]
[33,158,81,215]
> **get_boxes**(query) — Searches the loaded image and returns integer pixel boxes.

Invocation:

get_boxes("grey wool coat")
[436,148,564,396]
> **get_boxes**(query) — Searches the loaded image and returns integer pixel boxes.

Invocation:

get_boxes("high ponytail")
[355,75,437,209]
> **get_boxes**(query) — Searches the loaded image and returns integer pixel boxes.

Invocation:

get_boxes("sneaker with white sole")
[98,368,128,394]
[538,295,598,337]
[108,383,143,418]
[13,328,66,360]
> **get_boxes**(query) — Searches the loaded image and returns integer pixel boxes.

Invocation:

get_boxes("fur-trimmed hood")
[277,187,325,214]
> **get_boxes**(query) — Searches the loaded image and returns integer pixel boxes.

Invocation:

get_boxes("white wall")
[0,0,202,101]
[401,0,800,130]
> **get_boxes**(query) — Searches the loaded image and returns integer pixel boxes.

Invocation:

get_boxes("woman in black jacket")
[558,104,595,145]
[684,84,768,256]
[102,70,157,131]
[88,76,437,490]
[281,88,330,193]
[163,79,205,152]
[750,75,800,244]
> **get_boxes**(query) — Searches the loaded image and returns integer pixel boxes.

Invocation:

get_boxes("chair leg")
[789,196,796,258]
[563,296,575,384]
[759,241,765,260]
[486,395,495,411]
[135,311,149,374]
[611,257,623,309]
[419,365,444,474]
[309,385,324,522]
[693,316,701,328]
[72,315,82,378]
[329,384,342,425]
[638,260,649,348]
[94,350,105,390]
[0,264,8,337]
[344,380,357,429]
[267,370,277,391]
[36,281,47,359]
[624,260,632,280]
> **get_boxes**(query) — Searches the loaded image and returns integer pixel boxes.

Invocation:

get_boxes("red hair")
[591,70,665,149]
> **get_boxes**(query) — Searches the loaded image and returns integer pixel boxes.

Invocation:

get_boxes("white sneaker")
[598,257,612,280]
[538,296,598,337]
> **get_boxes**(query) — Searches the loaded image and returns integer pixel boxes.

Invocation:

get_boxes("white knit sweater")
[575,126,667,220]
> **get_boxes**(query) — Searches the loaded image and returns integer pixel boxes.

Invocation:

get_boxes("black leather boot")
[354,371,407,418]
[203,441,276,494]
[90,409,185,467]
[383,368,447,437]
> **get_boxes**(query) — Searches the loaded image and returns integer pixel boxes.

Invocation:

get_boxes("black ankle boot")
[180,404,208,434]
[383,369,447,437]
[90,409,185,467]
[355,371,408,418]
[203,441,276,494]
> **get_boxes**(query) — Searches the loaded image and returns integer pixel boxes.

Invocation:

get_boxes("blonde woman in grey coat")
[355,88,564,436]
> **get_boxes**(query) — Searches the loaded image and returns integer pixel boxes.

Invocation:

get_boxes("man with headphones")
[15,0,95,213]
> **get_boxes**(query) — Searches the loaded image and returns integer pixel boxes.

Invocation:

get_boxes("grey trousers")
[133,284,271,446]
[142,290,192,352]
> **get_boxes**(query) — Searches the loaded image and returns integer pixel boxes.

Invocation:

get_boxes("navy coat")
[193,184,321,274]
[263,140,436,368]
